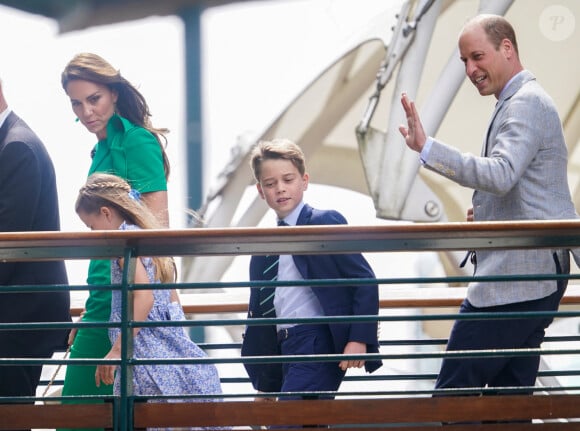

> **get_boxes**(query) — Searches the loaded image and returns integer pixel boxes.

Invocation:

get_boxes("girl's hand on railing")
[339,341,366,371]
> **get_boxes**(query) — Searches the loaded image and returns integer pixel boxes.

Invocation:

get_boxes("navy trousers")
[278,324,345,399]
[271,324,345,429]
[435,280,567,393]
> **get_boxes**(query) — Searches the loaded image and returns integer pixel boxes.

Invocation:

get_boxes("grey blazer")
[424,70,576,307]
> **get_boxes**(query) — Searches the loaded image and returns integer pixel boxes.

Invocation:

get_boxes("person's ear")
[256,183,265,199]
[111,89,119,106]
[302,173,309,191]
[100,206,113,221]
[501,38,513,58]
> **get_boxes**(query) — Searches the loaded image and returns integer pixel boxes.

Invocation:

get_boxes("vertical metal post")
[120,247,136,431]
[178,4,206,343]
[179,5,204,218]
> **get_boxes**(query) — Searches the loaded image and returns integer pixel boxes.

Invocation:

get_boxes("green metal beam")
[180,5,205,217]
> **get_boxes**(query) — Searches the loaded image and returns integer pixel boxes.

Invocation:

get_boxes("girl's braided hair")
[76,173,176,283]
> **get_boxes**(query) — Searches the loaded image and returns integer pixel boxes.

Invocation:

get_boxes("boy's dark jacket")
[241,204,382,392]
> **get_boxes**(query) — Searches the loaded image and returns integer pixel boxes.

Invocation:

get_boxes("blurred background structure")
[0,0,579,394]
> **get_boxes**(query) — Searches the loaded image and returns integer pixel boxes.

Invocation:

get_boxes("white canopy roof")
[184,0,580,281]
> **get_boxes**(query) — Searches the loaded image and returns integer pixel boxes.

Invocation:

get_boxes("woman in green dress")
[60,52,171,430]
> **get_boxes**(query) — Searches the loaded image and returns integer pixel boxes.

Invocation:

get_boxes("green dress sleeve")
[110,126,167,193]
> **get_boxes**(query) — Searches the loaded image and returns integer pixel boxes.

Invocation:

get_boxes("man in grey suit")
[399,14,576,396]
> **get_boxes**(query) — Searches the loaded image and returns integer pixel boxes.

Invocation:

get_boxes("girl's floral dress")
[109,222,229,430]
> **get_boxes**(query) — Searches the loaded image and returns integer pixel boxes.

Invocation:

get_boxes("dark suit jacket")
[241,204,382,392]
[0,111,70,358]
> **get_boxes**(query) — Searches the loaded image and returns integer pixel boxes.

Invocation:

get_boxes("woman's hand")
[95,345,120,387]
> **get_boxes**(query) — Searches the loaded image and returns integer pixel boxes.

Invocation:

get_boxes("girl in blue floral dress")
[75,172,228,430]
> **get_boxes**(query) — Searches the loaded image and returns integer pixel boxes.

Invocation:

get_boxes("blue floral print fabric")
[109,222,229,430]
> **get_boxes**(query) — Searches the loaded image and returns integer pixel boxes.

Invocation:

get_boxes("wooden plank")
[0,403,113,430]
[68,285,580,316]
[133,395,580,428]
[1,395,579,429]
[166,285,580,314]
[162,285,580,315]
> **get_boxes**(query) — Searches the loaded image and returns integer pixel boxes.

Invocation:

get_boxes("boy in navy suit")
[241,138,382,406]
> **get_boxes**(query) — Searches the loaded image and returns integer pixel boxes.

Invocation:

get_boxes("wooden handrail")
[1,219,580,261]
[67,285,580,316]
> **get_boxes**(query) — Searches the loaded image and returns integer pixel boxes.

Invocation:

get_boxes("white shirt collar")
[279,201,305,226]
[0,106,12,129]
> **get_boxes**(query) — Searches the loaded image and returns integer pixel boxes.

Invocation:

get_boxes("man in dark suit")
[0,78,71,400]
[241,139,381,403]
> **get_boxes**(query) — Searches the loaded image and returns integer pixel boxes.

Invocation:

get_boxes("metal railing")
[1,219,580,428]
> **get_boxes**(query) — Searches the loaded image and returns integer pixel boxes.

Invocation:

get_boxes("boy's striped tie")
[259,254,278,317]
[259,219,287,317]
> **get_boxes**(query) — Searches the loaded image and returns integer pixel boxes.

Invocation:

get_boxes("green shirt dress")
[60,114,167,429]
